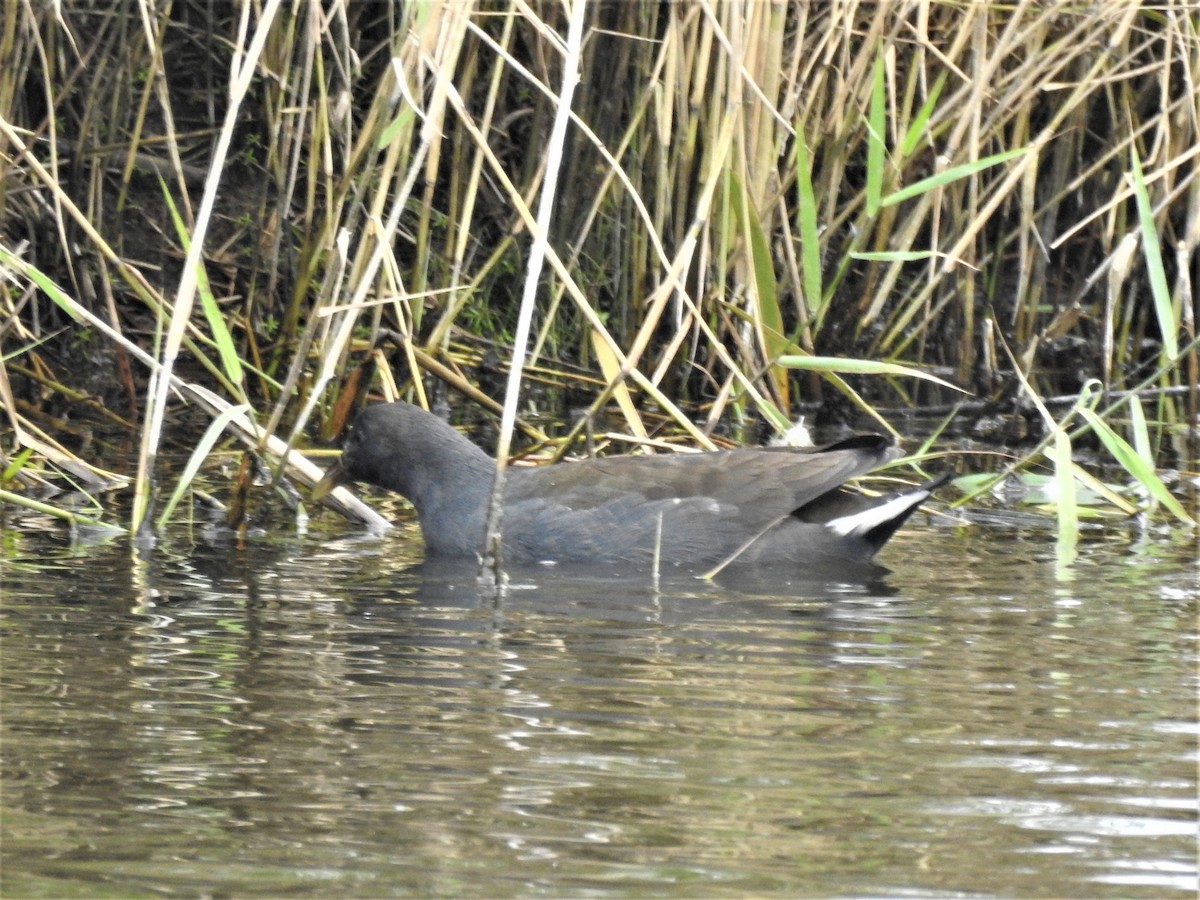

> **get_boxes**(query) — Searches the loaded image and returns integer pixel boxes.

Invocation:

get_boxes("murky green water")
[2,512,1196,897]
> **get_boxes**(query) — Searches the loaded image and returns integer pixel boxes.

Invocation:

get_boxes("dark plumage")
[316,402,938,574]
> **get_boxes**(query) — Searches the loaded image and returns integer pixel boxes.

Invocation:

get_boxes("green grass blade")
[158,176,246,393]
[0,246,83,322]
[881,147,1028,208]
[378,104,417,150]
[1054,430,1078,571]
[900,71,947,158]
[156,403,251,529]
[1076,406,1193,524]
[2,446,33,481]
[1129,145,1178,360]
[740,180,783,344]
[1128,396,1153,465]
[793,127,822,320]
[732,173,788,403]
[0,487,124,532]
[1069,461,1138,515]
[866,51,885,217]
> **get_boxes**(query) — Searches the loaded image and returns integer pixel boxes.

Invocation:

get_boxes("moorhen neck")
[316,401,938,574]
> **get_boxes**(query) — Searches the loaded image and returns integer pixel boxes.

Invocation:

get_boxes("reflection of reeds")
[1,2,1195,537]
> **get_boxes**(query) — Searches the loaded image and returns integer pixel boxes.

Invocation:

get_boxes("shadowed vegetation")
[1,1,1196,546]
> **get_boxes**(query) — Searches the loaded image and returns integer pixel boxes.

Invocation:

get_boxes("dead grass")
[1,1,1196,536]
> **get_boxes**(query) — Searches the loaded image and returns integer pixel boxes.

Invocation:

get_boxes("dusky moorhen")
[316,402,938,573]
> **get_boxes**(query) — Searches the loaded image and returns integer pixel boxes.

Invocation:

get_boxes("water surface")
[2,513,1196,897]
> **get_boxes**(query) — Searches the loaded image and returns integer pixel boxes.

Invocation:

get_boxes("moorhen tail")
[315,402,938,574]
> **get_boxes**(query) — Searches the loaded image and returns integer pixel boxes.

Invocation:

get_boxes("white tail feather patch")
[824,491,929,537]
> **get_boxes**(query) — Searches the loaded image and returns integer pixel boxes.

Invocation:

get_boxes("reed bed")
[1,1,1196,548]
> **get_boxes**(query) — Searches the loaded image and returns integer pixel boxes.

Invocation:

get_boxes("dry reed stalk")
[2,1,1196,537]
